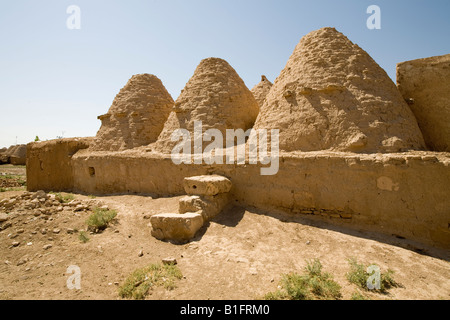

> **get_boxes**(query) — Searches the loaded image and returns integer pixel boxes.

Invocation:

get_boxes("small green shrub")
[264,259,342,300]
[351,290,370,300]
[264,290,286,300]
[346,258,367,289]
[79,231,89,243]
[86,207,117,232]
[52,192,75,203]
[118,263,183,300]
[280,272,313,300]
[346,258,399,293]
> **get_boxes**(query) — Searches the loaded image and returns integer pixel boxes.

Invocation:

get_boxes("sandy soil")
[0,165,449,300]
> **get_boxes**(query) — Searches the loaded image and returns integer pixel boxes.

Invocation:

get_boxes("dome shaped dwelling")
[253,27,426,153]
[91,74,174,151]
[251,75,273,109]
[155,57,260,154]
[9,144,27,165]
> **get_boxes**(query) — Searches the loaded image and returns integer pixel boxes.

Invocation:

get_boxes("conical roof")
[92,74,174,151]
[9,144,27,165]
[4,145,17,156]
[253,27,426,153]
[10,144,26,159]
[155,57,259,153]
[251,75,273,109]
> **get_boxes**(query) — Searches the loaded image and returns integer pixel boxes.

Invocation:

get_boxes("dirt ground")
[0,164,449,300]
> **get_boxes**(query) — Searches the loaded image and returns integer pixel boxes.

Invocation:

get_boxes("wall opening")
[88,167,95,177]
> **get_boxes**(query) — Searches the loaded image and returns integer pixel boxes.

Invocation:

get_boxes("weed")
[264,259,341,300]
[351,290,370,300]
[118,263,183,300]
[346,258,399,293]
[79,231,89,243]
[52,193,75,203]
[86,207,117,232]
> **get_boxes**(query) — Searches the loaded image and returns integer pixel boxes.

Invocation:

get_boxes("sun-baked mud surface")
[0,170,448,300]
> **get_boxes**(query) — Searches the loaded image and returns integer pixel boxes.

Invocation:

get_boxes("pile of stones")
[0,190,104,232]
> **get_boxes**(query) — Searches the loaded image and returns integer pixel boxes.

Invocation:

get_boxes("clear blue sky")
[1,0,449,148]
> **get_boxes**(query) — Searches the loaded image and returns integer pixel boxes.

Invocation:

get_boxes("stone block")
[178,195,203,214]
[150,212,204,242]
[183,175,232,196]
[178,193,230,221]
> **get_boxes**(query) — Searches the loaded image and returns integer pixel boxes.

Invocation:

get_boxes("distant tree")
[34,136,40,142]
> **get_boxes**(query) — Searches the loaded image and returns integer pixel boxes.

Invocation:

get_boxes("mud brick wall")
[27,138,92,192]
[397,54,450,152]
[64,150,450,249]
